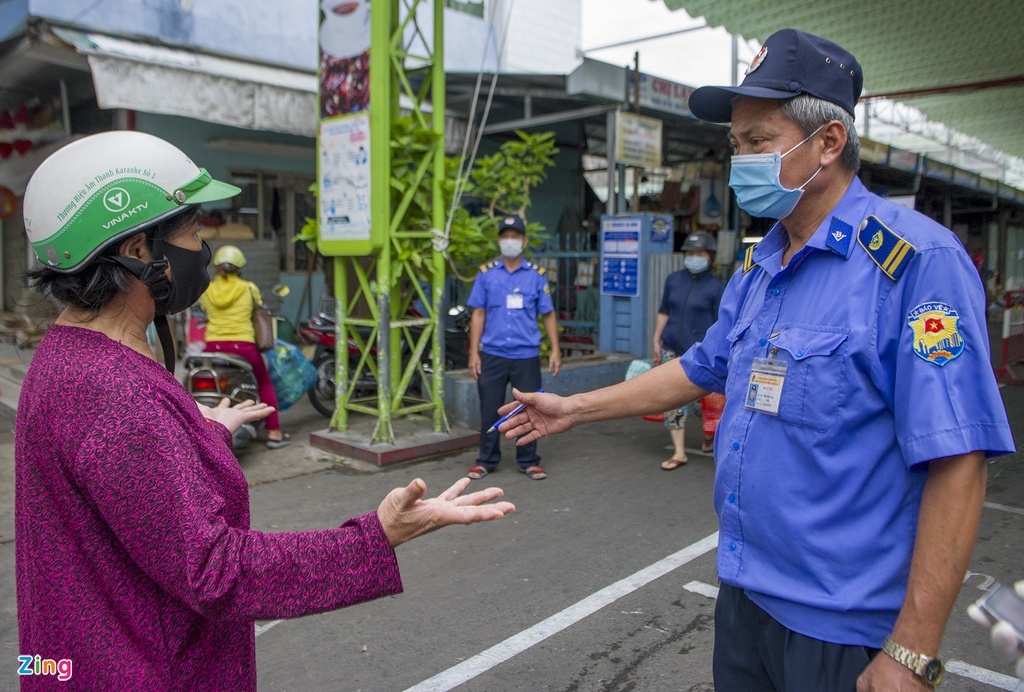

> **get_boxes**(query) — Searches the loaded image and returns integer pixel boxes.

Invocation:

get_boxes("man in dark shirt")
[652,232,725,469]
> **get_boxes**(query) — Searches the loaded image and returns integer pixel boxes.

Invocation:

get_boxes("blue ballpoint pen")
[487,388,544,433]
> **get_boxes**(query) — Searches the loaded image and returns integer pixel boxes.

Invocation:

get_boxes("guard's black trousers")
[476,352,542,471]
[714,582,880,691]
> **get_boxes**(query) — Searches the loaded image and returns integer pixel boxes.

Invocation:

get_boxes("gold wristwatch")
[881,636,945,687]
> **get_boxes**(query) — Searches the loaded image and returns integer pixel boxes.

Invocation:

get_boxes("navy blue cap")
[688,29,863,123]
[497,214,526,235]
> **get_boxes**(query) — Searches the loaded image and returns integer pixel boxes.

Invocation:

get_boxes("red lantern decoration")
[13,104,30,127]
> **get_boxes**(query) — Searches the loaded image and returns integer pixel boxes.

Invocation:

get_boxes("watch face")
[922,658,944,685]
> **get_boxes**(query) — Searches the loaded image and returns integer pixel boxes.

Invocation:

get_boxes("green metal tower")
[327,0,448,443]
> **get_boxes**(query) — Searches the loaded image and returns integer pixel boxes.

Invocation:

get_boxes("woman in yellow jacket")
[200,245,290,448]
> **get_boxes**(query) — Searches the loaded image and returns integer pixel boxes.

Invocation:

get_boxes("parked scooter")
[297,299,469,418]
[183,351,261,448]
[297,306,378,417]
[183,285,292,448]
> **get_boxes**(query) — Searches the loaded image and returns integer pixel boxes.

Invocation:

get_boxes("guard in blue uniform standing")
[491,29,1015,691]
[467,215,560,481]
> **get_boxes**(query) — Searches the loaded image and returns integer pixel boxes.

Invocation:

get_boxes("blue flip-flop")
[265,436,292,449]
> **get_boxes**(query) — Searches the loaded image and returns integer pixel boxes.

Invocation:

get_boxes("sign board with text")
[316,0,380,256]
[615,112,663,170]
[600,216,642,297]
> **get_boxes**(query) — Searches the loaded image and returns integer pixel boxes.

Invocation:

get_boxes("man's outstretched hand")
[377,477,516,548]
[497,388,576,445]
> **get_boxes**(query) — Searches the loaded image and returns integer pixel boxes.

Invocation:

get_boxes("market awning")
[662,0,1024,160]
[53,28,318,138]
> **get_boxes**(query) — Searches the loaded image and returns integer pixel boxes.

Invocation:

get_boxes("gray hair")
[780,94,861,173]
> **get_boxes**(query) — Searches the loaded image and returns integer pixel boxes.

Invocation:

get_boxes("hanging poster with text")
[318,113,371,243]
[317,0,377,255]
[615,112,663,170]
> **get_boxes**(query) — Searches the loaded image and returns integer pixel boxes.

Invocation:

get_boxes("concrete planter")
[441,353,634,430]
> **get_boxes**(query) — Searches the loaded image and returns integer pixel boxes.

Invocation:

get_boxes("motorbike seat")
[185,352,253,371]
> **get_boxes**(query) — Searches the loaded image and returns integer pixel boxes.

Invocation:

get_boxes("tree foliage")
[295,118,559,284]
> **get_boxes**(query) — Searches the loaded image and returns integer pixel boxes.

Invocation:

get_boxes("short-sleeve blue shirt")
[680,177,1015,647]
[468,259,554,360]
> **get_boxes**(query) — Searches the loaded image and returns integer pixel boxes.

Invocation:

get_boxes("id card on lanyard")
[506,289,524,309]
[744,357,788,415]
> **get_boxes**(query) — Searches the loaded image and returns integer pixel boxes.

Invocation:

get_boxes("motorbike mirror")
[272,284,291,298]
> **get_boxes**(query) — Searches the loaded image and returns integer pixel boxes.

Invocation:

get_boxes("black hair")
[27,206,201,317]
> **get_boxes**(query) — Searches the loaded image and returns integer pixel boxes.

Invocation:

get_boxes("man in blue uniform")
[467,215,560,481]
[494,29,1014,690]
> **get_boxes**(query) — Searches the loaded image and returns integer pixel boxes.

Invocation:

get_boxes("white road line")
[684,580,720,599]
[255,619,283,637]
[985,501,1024,516]
[946,660,1024,691]
[404,532,720,692]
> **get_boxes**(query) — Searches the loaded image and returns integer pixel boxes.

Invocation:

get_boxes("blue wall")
[27,0,317,69]
[0,0,28,40]
[18,1,500,73]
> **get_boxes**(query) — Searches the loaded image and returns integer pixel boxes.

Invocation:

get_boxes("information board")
[318,114,372,248]
[601,217,642,297]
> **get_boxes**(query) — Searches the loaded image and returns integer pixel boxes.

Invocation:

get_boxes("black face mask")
[153,239,212,316]
[105,233,212,372]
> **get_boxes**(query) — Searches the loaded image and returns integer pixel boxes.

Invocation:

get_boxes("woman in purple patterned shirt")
[15,132,514,691]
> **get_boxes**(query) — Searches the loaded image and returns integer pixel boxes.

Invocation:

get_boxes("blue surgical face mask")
[728,124,825,219]
[684,256,710,274]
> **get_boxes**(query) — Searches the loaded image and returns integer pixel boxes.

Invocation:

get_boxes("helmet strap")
[153,315,177,373]
[106,255,172,306]
[105,252,177,372]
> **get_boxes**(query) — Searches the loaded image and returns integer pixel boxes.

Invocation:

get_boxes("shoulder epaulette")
[523,259,545,275]
[857,215,916,281]
[479,259,501,273]
[742,244,757,274]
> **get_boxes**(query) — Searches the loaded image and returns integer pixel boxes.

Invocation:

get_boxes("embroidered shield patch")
[907,302,965,366]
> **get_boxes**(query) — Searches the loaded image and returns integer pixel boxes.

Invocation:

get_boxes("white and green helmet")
[23,131,240,272]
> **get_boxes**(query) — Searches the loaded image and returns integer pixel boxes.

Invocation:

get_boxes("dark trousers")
[713,582,878,692]
[476,352,542,470]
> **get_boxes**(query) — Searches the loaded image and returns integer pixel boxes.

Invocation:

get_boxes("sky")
[580,0,756,90]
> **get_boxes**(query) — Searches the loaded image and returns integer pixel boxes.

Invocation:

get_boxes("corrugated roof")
[662,0,1024,159]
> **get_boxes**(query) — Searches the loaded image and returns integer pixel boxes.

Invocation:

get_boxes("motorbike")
[297,307,377,417]
[183,350,261,448]
[183,285,292,448]
[298,299,469,418]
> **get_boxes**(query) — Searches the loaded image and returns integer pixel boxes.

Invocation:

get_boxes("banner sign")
[637,73,694,118]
